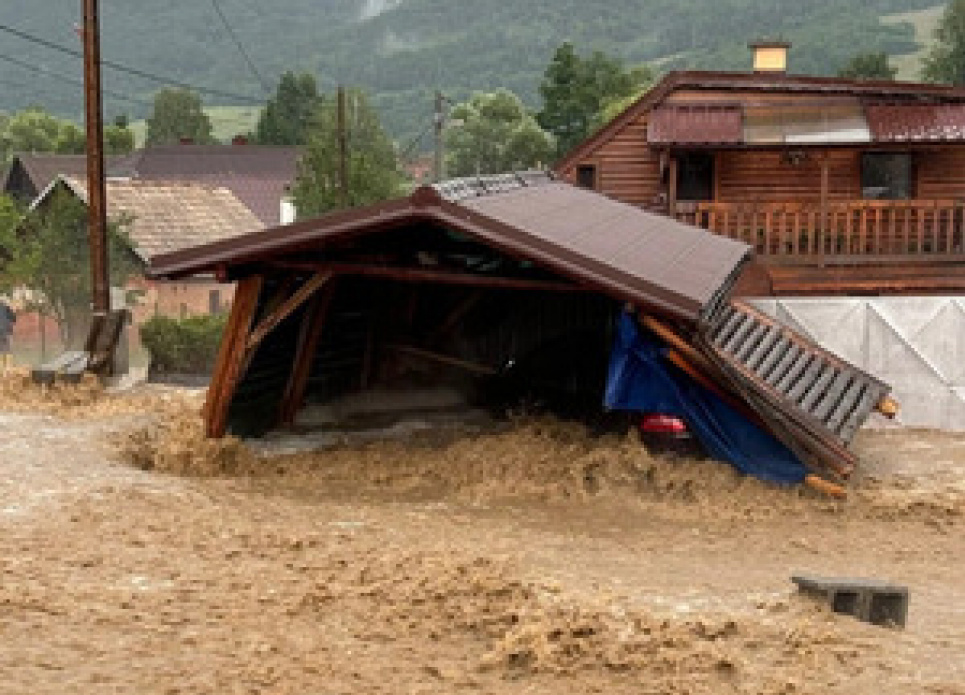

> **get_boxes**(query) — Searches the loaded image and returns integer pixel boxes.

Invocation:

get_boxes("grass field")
[881,3,945,80]
[129,105,261,147]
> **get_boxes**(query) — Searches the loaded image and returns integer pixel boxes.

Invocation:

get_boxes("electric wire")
[209,0,272,95]
[0,21,263,104]
[0,50,152,107]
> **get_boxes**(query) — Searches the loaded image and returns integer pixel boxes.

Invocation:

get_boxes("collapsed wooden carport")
[148,172,892,485]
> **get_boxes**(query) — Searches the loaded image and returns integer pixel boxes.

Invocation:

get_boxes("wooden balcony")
[675,200,965,265]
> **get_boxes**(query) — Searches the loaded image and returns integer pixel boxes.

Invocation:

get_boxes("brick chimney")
[749,40,791,73]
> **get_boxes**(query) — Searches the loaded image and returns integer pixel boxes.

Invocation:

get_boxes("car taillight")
[640,414,688,434]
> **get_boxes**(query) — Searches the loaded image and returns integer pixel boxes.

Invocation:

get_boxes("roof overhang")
[149,173,752,325]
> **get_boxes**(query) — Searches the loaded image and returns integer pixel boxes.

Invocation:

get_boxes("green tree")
[838,51,896,80]
[104,115,136,155]
[922,0,965,85]
[447,90,555,176]
[255,72,323,146]
[293,90,403,218]
[55,123,86,154]
[537,43,649,158]
[0,187,137,345]
[146,88,216,145]
[4,108,64,154]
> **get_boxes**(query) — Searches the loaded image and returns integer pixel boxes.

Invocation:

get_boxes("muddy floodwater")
[0,375,963,694]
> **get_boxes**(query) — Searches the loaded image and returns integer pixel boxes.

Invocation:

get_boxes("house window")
[576,164,597,189]
[862,153,912,200]
[676,152,715,201]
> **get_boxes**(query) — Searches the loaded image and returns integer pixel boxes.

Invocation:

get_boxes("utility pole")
[337,85,349,209]
[433,91,446,183]
[82,0,110,317]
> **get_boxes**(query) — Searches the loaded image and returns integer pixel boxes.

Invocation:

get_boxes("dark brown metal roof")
[648,105,743,145]
[556,70,965,172]
[120,145,300,226]
[150,172,752,323]
[865,102,965,143]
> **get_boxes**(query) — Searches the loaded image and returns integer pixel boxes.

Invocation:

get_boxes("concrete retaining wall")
[749,297,965,432]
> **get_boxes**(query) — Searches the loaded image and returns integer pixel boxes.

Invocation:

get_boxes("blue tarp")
[605,311,807,485]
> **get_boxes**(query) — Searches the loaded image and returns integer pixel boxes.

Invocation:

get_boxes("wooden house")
[556,43,965,295]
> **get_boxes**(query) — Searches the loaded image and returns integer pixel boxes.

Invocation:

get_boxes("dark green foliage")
[447,90,555,176]
[105,116,136,155]
[0,187,138,345]
[838,51,898,80]
[0,0,942,146]
[140,313,227,375]
[292,90,403,218]
[922,0,965,85]
[255,72,324,146]
[146,88,216,146]
[538,43,644,157]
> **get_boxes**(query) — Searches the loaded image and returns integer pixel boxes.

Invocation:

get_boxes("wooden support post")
[277,280,337,427]
[819,151,830,265]
[204,274,264,438]
[638,314,715,377]
[668,153,679,219]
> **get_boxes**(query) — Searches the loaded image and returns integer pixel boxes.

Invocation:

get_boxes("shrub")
[140,313,227,375]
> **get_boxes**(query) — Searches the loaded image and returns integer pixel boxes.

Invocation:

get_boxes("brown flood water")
[0,377,963,694]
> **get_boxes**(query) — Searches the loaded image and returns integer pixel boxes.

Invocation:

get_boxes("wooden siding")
[560,119,662,207]
[917,148,965,200]
[716,150,860,204]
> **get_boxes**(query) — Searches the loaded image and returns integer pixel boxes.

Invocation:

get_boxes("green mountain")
[0,0,945,145]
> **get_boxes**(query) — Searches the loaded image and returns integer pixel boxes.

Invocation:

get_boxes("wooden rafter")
[246,272,333,352]
[269,261,586,293]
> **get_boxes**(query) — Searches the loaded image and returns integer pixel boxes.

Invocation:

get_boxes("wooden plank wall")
[559,117,663,207]
[917,149,965,199]
[716,149,860,204]
[561,85,965,208]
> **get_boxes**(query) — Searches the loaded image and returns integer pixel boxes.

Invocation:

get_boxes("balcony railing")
[674,200,965,264]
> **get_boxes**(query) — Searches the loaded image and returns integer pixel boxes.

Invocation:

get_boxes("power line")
[0,20,264,104]
[0,50,151,107]
[209,0,272,95]
[398,119,434,163]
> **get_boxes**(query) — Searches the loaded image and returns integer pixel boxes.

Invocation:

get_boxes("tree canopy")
[447,90,555,177]
[146,88,216,146]
[0,188,137,345]
[838,52,897,80]
[255,72,324,146]
[922,0,965,85]
[537,43,651,158]
[0,108,136,161]
[292,90,403,218]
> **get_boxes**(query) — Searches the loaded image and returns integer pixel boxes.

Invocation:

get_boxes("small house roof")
[42,176,263,263]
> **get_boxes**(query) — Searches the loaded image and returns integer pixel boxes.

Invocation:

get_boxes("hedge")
[140,313,227,375]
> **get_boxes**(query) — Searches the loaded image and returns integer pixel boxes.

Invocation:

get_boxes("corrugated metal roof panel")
[700,300,890,478]
[865,103,965,142]
[648,105,743,145]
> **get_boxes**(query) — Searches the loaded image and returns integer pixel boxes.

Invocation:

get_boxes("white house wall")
[749,297,965,432]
